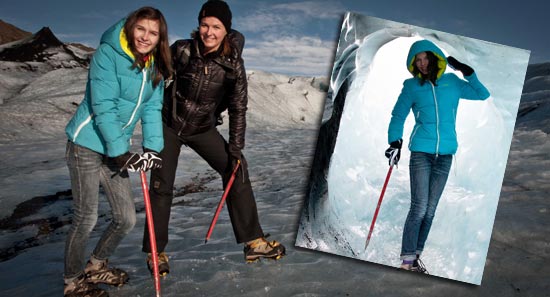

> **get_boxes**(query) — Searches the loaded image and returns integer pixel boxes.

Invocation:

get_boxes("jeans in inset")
[401,152,452,261]
[64,141,136,278]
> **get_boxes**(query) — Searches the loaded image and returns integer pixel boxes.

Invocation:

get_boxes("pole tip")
[204,239,208,244]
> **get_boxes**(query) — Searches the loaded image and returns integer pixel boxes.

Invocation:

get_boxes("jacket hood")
[406,39,447,79]
[100,18,130,58]
[100,17,153,66]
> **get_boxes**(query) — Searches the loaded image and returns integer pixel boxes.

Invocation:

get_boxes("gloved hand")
[447,56,474,76]
[385,139,402,166]
[114,152,147,172]
[229,144,248,177]
[228,144,242,170]
[142,148,162,171]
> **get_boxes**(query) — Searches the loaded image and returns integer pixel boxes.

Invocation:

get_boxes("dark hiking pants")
[142,125,264,253]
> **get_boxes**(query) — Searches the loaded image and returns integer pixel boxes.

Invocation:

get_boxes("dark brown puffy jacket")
[163,30,247,150]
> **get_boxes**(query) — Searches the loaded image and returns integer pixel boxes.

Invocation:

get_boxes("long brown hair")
[412,51,440,86]
[124,6,173,87]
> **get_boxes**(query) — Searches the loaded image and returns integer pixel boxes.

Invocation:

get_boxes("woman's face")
[199,16,227,55]
[415,52,430,75]
[132,18,160,55]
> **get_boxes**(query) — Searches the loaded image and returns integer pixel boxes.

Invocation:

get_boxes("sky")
[1,0,549,76]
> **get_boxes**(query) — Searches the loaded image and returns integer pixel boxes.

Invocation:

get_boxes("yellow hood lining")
[119,29,153,68]
[408,52,447,80]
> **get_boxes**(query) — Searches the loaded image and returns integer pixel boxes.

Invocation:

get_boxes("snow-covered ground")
[0,56,549,296]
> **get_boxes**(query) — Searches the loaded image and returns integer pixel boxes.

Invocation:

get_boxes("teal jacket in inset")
[65,18,164,157]
[388,40,490,155]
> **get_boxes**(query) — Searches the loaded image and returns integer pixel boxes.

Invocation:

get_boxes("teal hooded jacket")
[388,40,490,155]
[65,18,164,157]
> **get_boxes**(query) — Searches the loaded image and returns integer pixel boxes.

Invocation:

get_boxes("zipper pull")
[204,66,208,75]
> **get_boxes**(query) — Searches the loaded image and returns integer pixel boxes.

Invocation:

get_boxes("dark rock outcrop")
[0,26,90,67]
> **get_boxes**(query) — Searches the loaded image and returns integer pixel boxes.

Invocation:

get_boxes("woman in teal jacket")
[63,7,172,297]
[386,39,490,273]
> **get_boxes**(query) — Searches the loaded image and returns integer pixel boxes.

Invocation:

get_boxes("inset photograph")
[296,12,530,285]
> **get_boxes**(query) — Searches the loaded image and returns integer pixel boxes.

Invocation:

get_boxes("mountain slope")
[0,20,32,45]
[0,24,94,104]
[516,62,550,132]
[0,67,327,142]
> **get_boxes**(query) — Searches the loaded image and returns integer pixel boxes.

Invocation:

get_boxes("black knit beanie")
[198,0,232,32]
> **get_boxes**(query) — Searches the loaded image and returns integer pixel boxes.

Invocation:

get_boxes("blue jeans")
[64,141,136,278]
[401,152,452,261]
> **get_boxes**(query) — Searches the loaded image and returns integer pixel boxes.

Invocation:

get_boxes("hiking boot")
[413,258,429,274]
[84,259,129,287]
[147,252,170,276]
[244,237,286,263]
[64,274,108,297]
[400,259,429,274]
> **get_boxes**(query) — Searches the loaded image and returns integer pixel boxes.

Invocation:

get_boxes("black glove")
[228,144,242,170]
[447,56,474,76]
[228,144,248,181]
[113,152,147,172]
[385,139,402,166]
[142,148,162,171]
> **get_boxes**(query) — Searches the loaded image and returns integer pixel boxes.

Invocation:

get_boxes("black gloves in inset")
[385,139,402,166]
[447,56,474,76]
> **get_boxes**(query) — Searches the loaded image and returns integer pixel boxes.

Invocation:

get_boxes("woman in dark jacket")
[142,0,285,275]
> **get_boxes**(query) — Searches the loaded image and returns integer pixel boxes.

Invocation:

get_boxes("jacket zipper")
[430,82,440,156]
[194,64,207,102]
[123,68,147,130]
[177,62,208,136]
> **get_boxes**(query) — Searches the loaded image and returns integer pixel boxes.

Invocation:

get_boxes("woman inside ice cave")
[385,39,490,273]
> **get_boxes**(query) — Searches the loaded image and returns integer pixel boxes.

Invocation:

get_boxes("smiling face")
[132,18,160,55]
[415,52,430,75]
[199,16,227,55]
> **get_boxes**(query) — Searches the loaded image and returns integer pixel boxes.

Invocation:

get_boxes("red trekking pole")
[140,171,161,297]
[204,160,241,243]
[364,162,395,250]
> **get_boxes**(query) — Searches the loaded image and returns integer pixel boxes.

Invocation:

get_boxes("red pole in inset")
[364,164,394,250]
[140,171,161,297]
[205,160,241,244]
